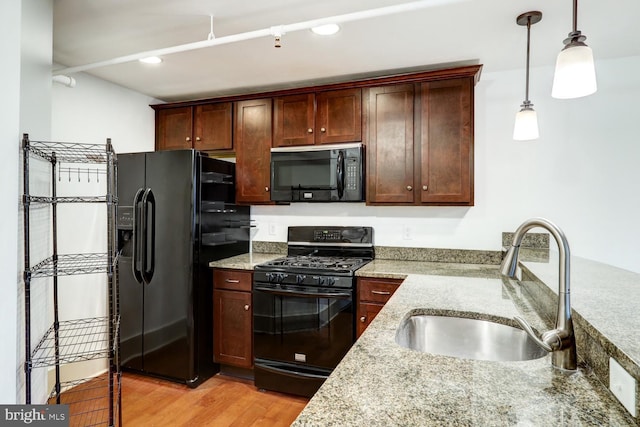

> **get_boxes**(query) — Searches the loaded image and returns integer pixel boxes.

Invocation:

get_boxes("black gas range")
[254,226,373,287]
[252,226,373,397]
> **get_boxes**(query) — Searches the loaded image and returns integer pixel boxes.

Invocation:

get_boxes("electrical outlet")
[268,223,277,236]
[610,357,637,417]
[402,225,412,240]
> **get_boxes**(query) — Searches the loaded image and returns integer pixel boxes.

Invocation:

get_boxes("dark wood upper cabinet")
[316,88,362,144]
[419,78,473,205]
[234,98,273,204]
[273,94,315,147]
[156,107,193,151]
[273,88,362,147]
[152,65,481,206]
[193,103,233,151]
[366,84,415,203]
[156,102,232,152]
[366,76,475,206]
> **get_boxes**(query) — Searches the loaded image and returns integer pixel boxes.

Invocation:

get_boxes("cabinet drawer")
[214,269,252,292]
[358,278,402,303]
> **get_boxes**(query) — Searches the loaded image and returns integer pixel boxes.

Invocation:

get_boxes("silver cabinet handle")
[265,186,270,192]
[225,279,240,283]
[186,137,191,142]
[371,290,391,295]
[360,316,366,323]
[406,185,412,191]
[196,137,201,141]
[422,185,428,191]
[320,127,326,133]
[244,304,250,311]
[307,128,313,133]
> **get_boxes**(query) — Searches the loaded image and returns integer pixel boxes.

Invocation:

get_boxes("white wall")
[0,0,23,405]
[252,55,640,274]
[52,72,158,153]
[48,57,640,280]
[50,72,158,386]
[1,0,54,405]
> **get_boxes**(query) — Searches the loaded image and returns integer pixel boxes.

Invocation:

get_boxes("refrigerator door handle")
[131,188,145,284]
[141,188,156,284]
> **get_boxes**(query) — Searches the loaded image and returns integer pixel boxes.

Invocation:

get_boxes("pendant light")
[551,0,597,99]
[513,11,542,141]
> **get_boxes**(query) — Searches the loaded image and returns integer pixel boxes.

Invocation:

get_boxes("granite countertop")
[522,252,640,369]
[292,258,638,426]
[208,252,283,270]
[209,250,638,425]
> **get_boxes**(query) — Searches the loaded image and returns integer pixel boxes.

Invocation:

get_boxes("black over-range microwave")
[270,143,365,202]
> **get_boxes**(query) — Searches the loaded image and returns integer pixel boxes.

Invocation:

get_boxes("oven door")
[253,283,355,370]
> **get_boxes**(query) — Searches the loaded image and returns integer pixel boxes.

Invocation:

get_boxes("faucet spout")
[500,217,577,371]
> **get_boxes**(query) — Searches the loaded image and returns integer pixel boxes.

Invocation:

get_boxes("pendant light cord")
[572,0,578,33]
[525,17,531,103]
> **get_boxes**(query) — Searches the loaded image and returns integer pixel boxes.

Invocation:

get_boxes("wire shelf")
[31,317,117,368]
[48,372,121,427]
[26,140,112,164]
[28,253,115,278]
[26,195,113,204]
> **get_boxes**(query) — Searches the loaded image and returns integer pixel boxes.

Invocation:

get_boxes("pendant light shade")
[551,0,597,99]
[513,105,539,141]
[514,11,542,141]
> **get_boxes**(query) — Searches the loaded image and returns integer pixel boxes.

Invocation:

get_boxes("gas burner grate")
[261,256,369,273]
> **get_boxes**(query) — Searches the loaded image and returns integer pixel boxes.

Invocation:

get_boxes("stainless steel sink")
[395,314,548,362]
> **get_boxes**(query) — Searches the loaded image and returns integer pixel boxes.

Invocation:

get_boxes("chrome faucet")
[500,217,577,371]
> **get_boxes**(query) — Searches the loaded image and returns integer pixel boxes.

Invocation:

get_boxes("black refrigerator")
[116,149,249,387]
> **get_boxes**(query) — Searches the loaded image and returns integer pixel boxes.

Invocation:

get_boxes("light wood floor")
[120,372,309,426]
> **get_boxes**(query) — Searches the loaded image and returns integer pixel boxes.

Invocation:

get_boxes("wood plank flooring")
[121,372,309,426]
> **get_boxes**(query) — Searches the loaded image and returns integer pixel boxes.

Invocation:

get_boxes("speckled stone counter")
[208,249,639,425]
[208,252,282,270]
[292,261,638,426]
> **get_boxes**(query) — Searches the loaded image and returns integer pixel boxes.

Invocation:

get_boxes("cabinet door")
[366,85,415,203]
[234,98,273,204]
[419,78,473,205]
[194,102,233,151]
[316,88,362,144]
[356,277,402,338]
[356,303,383,338]
[213,289,253,368]
[273,94,315,147]
[156,107,193,150]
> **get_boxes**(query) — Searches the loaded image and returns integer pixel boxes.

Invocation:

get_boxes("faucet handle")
[514,316,553,352]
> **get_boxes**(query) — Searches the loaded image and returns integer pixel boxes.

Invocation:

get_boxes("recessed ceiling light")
[311,24,340,36]
[139,56,162,64]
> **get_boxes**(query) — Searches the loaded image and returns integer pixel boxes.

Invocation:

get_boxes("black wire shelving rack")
[22,133,121,427]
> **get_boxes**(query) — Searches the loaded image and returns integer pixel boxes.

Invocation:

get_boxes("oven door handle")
[254,285,351,299]
[257,363,329,380]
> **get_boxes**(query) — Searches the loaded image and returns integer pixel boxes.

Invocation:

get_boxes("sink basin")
[395,314,548,362]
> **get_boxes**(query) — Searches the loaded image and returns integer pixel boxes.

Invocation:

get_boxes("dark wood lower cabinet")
[356,277,403,338]
[213,269,253,369]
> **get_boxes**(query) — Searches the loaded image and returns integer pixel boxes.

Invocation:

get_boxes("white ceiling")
[53,0,640,102]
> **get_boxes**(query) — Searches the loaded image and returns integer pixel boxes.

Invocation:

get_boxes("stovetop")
[253,226,374,287]
[257,255,370,273]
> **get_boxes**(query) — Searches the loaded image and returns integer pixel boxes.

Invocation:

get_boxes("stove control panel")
[313,230,342,241]
[254,271,353,288]
[287,226,373,245]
